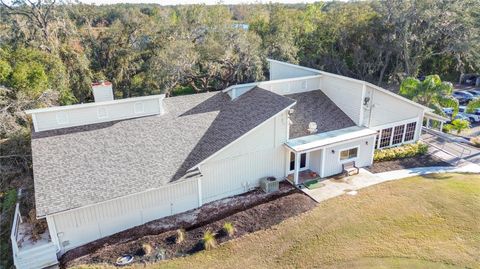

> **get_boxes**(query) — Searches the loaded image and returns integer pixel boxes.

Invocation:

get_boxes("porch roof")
[285,126,377,152]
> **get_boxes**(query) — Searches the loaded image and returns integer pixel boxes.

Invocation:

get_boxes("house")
[12,60,446,269]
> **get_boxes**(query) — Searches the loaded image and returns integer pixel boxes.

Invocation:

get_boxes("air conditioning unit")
[259,177,279,193]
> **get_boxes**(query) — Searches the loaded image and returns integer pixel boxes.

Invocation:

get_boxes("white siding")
[367,85,424,127]
[225,76,321,100]
[28,95,164,132]
[320,74,364,125]
[258,76,321,96]
[200,113,288,203]
[322,136,375,177]
[50,179,198,252]
[268,60,319,80]
[309,149,323,174]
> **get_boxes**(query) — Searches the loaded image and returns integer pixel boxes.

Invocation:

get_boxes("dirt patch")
[61,183,316,267]
[367,154,451,173]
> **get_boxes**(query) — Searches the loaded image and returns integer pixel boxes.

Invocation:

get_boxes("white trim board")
[25,94,165,114]
[285,126,377,153]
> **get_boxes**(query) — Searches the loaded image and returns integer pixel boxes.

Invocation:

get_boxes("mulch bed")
[367,154,452,174]
[61,182,317,267]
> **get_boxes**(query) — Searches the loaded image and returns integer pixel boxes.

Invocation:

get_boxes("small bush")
[176,229,185,244]
[373,142,428,162]
[223,222,235,237]
[442,124,453,133]
[203,230,217,250]
[142,243,153,256]
[1,189,16,213]
[450,119,470,134]
[470,136,480,147]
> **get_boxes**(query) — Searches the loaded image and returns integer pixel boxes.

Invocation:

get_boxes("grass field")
[76,173,480,269]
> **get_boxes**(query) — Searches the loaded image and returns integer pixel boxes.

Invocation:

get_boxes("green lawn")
[76,173,480,269]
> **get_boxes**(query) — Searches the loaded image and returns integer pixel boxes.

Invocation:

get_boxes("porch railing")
[421,127,472,162]
[10,203,22,264]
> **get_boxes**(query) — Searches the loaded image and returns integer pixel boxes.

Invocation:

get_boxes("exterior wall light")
[331,149,335,154]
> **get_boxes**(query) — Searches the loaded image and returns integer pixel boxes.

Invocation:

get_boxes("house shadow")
[170,87,295,182]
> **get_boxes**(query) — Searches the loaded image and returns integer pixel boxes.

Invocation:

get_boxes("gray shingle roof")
[286,90,356,138]
[31,87,295,216]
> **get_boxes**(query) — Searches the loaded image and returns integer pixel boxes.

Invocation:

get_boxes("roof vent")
[307,122,318,134]
[92,81,114,102]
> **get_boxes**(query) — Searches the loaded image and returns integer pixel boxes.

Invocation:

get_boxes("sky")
[78,0,323,5]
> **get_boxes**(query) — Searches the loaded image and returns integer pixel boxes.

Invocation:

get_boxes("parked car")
[465,90,480,98]
[461,74,479,86]
[452,91,475,104]
[473,108,480,116]
[442,107,454,116]
[459,106,480,123]
[451,113,472,123]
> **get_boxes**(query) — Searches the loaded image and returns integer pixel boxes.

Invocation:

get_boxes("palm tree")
[399,75,459,117]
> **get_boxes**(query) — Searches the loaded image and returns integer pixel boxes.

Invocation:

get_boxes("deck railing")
[10,203,22,264]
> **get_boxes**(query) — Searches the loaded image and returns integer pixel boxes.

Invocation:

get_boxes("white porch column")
[426,118,430,129]
[293,152,300,185]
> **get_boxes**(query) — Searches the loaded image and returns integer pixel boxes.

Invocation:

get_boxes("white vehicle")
[459,106,480,122]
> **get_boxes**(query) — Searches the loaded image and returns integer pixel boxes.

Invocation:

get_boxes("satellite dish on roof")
[307,122,317,134]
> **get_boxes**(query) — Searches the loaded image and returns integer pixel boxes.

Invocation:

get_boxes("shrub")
[176,229,185,244]
[203,230,217,250]
[373,142,428,162]
[450,119,470,134]
[223,222,235,237]
[142,243,153,256]
[442,124,453,133]
[470,136,480,147]
[1,189,16,213]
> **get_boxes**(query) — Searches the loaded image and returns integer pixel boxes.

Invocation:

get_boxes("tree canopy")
[0,0,479,139]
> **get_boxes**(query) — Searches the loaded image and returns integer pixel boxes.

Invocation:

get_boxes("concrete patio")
[299,162,480,203]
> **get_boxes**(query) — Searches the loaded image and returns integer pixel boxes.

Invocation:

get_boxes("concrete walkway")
[300,163,480,203]
[375,162,480,181]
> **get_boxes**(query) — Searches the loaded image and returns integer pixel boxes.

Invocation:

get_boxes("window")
[404,122,417,141]
[392,125,405,145]
[134,102,144,114]
[290,152,307,171]
[374,130,380,149]
[340,147,358,161]
[379,127,392,148]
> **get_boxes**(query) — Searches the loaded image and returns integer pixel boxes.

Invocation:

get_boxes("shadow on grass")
[419,173,453,180]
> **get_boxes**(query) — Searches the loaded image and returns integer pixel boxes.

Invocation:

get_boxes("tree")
[376,0,480,79]
[399,75,458,116]
[448,119,470,135]
[0,0,71,52]
[249,4,300,63]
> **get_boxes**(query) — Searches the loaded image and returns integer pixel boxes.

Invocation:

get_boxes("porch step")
[15,242,58,269]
